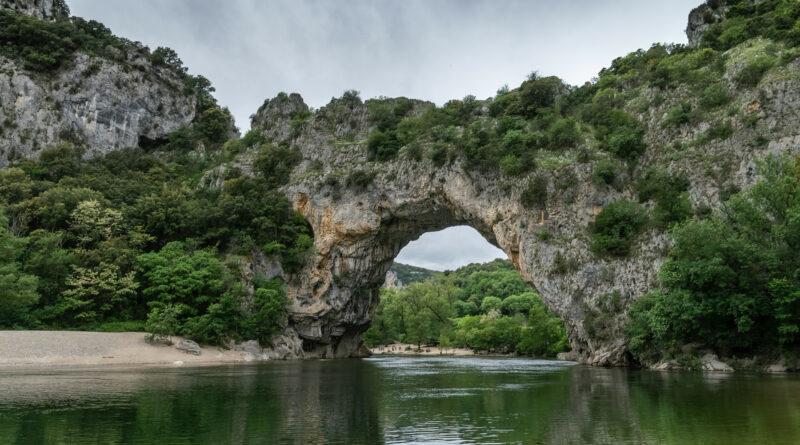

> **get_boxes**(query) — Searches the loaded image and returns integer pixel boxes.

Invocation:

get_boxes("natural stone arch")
[247,93,669,366]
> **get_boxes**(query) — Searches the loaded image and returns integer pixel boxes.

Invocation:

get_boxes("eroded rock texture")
[1,0,67,20]
[245,53,800,364]
[0,3,199,166]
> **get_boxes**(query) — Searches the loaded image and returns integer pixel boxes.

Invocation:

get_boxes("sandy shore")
[369,343,478,356]
[0,331,251,368]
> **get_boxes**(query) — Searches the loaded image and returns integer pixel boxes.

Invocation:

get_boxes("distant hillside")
[385,258,514,288]
[384,262,437,288]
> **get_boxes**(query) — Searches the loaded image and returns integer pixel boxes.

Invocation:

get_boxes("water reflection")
[1,358,799,444]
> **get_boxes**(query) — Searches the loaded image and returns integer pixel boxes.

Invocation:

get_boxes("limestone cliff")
[1,0,67,20]
[0,3,199,166]
[4,0,800,367]
[240,39,800,366]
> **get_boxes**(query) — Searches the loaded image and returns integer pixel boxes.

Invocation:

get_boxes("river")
[1,356,799,444]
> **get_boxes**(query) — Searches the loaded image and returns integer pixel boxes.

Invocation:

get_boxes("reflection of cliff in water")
[1,359,800,444]
[0,363,383,444]
[544,367,800,445]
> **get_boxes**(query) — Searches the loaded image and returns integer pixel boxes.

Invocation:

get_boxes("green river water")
[1,356,799,444]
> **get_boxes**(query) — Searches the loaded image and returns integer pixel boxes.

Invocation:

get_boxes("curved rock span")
[252,97,659,366]
[5,0,800,365]
[244,48,800,363]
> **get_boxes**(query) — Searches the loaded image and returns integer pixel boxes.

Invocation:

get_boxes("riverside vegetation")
[367,260,570,357]
[1,0,800,366]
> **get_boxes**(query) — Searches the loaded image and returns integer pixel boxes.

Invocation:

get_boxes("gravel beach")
[0,331,250,368]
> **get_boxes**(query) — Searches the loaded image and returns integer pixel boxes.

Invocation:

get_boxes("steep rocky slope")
[3,0,799,366]
[0,1,200,166]
[228,4,800,364]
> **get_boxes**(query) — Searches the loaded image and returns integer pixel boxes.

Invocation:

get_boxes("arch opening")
[362,226,571,358]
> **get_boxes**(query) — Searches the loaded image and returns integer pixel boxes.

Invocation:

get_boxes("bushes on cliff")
[0,10,216,112]
[700,0,800,50]
[0,129,309,343]
[626,155,800,362]
[591,200,647,257]
[253,144,302,187]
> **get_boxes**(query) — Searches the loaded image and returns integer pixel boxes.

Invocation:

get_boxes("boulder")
[176,340,201,356]
[700,353,733,372]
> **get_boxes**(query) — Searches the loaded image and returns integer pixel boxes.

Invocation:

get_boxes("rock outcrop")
[686,1,728,47]
[1,0,68,20]
[241,40,800,366]
[382,270,403,289]
[0,6,199,166]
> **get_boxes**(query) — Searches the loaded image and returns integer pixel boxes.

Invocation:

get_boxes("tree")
[58,263,137,322]
[0,208,39,325]
[145,304,180,344]
[501,292,538,315]
[242,282,288,345]
[480,296,502,314]
[69,200,124,248]
[195,107,230,144]
[591,200,647,256]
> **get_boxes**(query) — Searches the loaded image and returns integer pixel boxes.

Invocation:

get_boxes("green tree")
[0,208,39,325]
[58,263,137,323]
[480,296,502,314]
[591,200,647,256]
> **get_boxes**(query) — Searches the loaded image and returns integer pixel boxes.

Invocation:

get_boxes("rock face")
[686,1,728,47]
[1,0,68,20]
[382,270,403,289]
[0,6,199,166]
[242,44,800,366]
[0,52,197,166]
[176,339,201,355]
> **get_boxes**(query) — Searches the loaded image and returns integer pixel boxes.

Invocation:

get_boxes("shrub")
[518,76,562,117]
[253,144,302,187]
[521,176,548,209]
[591,200,647,256]
[346,170,376,190]
[427,143,449,167]
[551,251,580,275]
[606,124,647,160]
[195,107,230,144]
[664,102,693,126]
[289,110,310,140]
[367,129,400,161]
[699,83,730,109]
[593,159,621,186]
[548,118,581,149]
[734,55,775,87]
[707,120,734,140]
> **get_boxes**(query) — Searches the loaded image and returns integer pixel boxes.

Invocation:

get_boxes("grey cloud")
[66,0,698,270]
[69,0,698,130]
[395,226,506,271]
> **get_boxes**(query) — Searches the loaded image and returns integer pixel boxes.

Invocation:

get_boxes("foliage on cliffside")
[626,155,800,363]
[0,8,216,111]
[365,259,569,357]
[0,130,311,344]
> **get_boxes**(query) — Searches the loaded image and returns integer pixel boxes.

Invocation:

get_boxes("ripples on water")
[1,356,799,444]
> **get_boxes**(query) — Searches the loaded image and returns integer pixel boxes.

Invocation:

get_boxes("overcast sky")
[68,0,699,270]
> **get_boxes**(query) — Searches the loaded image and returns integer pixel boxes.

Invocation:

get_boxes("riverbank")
[0,331,250,368]
[369,343,476,356]
[367,342,526,357]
